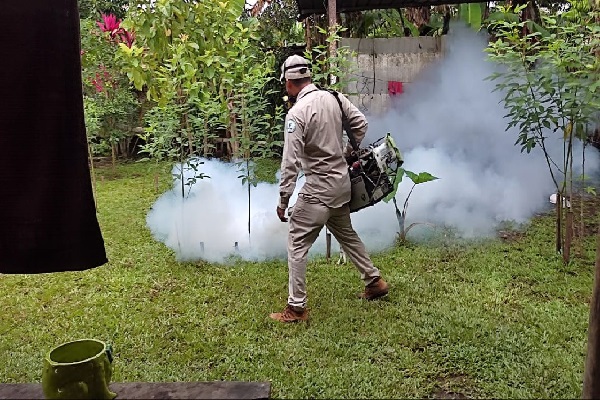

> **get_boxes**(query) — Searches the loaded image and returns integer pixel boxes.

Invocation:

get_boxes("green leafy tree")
[486,3,600,262]
[232,59,285,238]
[119,0,273,156]
[80,17,139,165]
[246,0,303,48]
[245,0,304,118]
[118,0,281,197]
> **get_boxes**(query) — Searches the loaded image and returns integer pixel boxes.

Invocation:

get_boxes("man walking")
[270,55,389,323]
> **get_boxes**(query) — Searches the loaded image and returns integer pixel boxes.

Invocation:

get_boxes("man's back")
[287,84,351,208]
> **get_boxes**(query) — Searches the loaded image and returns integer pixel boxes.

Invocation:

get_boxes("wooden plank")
[0,381,271,400]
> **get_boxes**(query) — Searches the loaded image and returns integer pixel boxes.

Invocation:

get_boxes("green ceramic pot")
[42,339,116,400]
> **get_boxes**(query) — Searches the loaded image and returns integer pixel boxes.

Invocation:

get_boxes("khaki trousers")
[287,194,381,310]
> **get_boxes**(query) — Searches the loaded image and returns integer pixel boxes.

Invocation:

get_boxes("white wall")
[341,36,446,115]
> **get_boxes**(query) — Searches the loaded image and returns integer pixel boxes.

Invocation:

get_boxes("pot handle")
[106,343,114,363]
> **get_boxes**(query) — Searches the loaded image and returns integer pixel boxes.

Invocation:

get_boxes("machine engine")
[348,133,403,213]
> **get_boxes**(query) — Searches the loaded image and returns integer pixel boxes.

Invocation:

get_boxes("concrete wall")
[340,36,446,115]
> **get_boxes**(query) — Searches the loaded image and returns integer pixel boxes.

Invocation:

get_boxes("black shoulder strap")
[324,89,359,152]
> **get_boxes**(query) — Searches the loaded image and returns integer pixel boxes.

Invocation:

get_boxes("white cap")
[280,55,311,81]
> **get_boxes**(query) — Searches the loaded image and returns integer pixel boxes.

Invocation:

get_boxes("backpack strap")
[324,89,359,152]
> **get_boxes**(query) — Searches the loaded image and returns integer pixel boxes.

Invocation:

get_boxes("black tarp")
[0,0,108,273]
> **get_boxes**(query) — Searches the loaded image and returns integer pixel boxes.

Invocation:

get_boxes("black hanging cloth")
[0,0,108,273]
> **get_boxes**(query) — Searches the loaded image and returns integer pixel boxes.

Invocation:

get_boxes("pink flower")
[118,29,135,48]
[90,76,104,93]
[96,14,121,38]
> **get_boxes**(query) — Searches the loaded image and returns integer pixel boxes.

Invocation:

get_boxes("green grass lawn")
[0,160,596,398]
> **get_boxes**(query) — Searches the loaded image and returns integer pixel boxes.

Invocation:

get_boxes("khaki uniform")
[279,84,381,310]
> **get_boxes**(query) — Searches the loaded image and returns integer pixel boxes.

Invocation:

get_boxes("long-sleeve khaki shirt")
[278,84,368,210]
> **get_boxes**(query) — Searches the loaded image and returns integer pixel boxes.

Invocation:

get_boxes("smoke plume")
[146,24,599,263]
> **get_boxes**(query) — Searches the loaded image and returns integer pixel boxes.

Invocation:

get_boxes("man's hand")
[276,207,288,222]
[345,151,358,166]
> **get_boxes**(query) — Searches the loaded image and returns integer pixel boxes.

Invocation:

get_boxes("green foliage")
[174,158,210,198]
[347,9,407,38]
[485,3,599,260]
[119,0,280,163]
[119,0,253,103]
[305,26,357,91]
[80,18,140,158]
[394,169,439,241]
[138,104,182,162]
[138,103,209,198]
[188,98,224,158]
[231,59,285,236]
[486,4,599,185]
[247,0,304,48]
[78,0,129,19]
[404,170,439,185]
[459,3,485,31]
[343,8,453,38]
[244,0,304,116]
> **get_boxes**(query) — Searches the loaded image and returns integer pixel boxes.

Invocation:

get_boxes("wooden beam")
[0,382,271,400]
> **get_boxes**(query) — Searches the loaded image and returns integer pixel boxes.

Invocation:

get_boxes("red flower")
[96,14,121,38]
[118,29,135,48]
[90,76,104,93]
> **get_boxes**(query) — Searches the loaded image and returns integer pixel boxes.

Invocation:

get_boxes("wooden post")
[199,242,204,254]
[327,0,337,86]
[305,15,312,51]
[583,227,600,398]
[326,230,332,261]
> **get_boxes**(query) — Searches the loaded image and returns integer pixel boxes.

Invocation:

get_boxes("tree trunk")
[203,120,210,157]
[111,144,116,171]
[227,98,239,157]
[583,227,600,398]
[404,7,431,35]
[510,0,541,36]
[183,112,194,156]
[305,15,312,50]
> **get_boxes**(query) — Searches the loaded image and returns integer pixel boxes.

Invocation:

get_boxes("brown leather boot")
[359,277,389,300]
[269,305,309,323]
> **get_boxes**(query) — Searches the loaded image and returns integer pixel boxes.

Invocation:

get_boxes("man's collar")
[296,83,318,101]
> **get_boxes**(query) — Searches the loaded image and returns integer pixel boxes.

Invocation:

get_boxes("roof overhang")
[296,0,482,19]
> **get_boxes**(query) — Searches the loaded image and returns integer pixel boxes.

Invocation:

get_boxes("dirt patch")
[432,375,473,399]
[497,192,600,243]
[90,156,114,168]
[568,193,600,237]
[498,229,526,242]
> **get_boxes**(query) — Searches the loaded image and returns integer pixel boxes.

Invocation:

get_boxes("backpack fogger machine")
[348,133,403,213]
[327,89,403,213]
